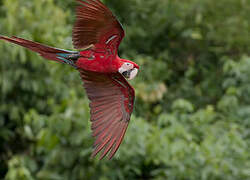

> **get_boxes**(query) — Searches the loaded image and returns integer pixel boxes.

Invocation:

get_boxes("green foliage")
[1,0,250,179]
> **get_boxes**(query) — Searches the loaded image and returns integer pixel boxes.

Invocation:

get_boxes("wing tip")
[90,123,129,160]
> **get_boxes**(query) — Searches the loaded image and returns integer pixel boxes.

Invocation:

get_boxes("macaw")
[0,0,139,159]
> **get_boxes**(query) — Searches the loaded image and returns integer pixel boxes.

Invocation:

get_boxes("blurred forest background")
[0,0,250,179]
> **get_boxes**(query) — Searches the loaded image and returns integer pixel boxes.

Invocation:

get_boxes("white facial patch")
[118,63,134,74]
[128,68,138,80]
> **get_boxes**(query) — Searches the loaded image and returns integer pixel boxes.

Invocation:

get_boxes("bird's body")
[77,49,137,73]
[0,0,139,159]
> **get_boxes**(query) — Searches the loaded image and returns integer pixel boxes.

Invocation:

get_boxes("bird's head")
[118,59,139,80]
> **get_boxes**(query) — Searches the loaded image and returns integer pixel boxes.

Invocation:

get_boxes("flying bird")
[0,0,139,159]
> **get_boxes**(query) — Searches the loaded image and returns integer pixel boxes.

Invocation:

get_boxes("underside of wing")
[79,69,134,159]
[73,0,125,53]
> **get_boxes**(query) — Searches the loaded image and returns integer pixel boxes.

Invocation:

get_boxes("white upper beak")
[128,68,138,80]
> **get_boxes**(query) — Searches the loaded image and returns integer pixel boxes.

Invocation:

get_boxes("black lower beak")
[122,70,132,78]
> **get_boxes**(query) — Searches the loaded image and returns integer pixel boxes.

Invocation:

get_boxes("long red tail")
[0,35,79,66]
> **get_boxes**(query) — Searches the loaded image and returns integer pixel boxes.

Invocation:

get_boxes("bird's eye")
[126,63,130,66]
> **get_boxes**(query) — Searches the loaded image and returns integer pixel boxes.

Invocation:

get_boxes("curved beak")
[121,68,138,80]
[128,68,138,80]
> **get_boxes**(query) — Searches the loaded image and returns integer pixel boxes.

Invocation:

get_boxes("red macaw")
[0,0,139,159]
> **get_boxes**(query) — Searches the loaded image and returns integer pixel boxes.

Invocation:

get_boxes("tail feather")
[0,35,79,67]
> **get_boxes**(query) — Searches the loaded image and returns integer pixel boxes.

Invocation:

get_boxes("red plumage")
[0,0,139,159]
[79,69,134,159]
[0,36,71,62]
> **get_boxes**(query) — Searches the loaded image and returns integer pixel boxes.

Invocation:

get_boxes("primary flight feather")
[0,0,139,159]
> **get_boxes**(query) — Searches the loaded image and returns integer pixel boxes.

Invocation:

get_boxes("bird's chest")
[76,50,118,73]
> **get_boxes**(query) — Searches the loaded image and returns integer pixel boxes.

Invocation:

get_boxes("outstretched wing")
[79,69,134,159]
[73,0,125,54]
